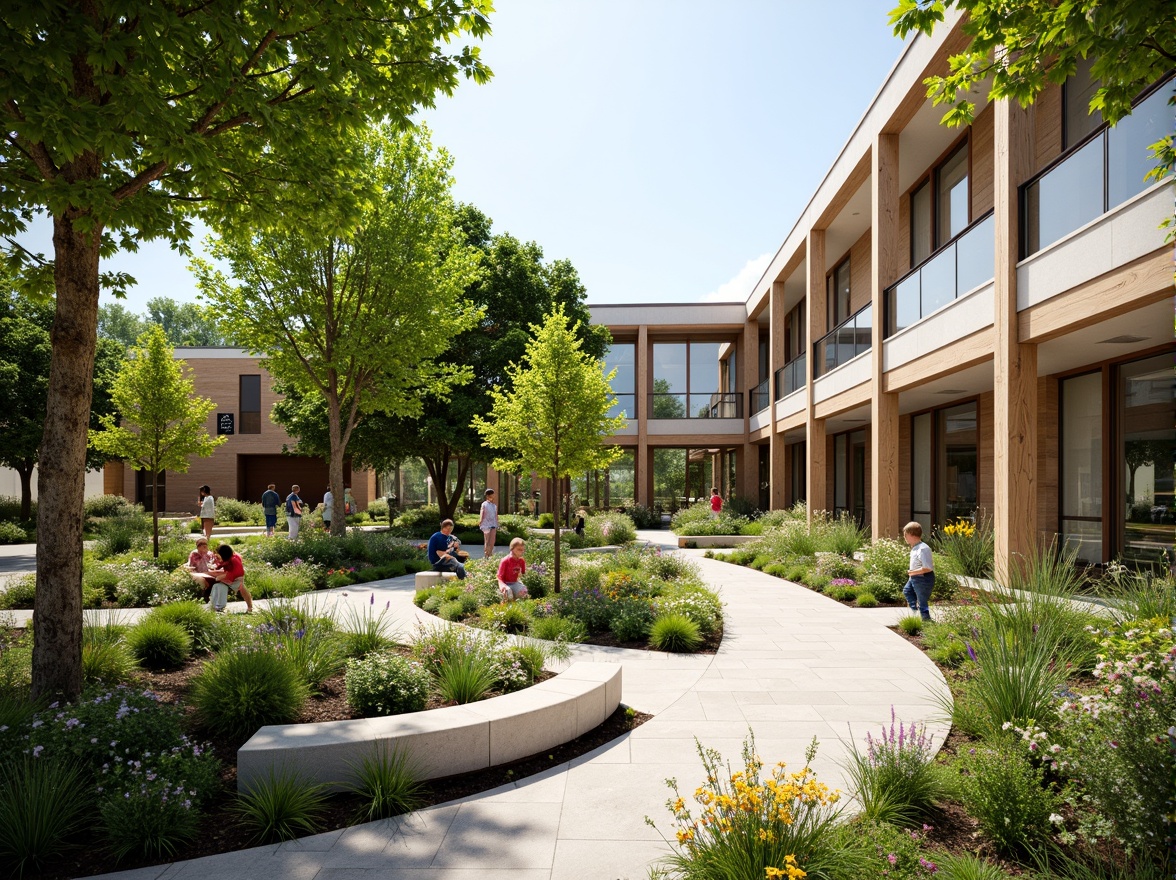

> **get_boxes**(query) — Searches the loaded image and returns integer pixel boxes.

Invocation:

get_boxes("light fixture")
[1097,335,1147,344]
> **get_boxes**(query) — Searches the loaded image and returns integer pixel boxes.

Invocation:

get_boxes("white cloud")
[701,252,772,302]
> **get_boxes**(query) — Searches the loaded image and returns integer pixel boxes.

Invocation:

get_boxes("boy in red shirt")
[211,543,254,613]
[496,537,528,603]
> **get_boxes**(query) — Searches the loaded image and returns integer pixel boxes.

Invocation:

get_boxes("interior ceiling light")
[1097,335,1147,344]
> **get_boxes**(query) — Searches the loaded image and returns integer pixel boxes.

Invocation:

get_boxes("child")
[478,488,498,559]
[210,543,253,613]
[198,485,215,540]
[496,537,528,603]
[709,487,722,519]
[184,537,217,600]
[902,521,934,621]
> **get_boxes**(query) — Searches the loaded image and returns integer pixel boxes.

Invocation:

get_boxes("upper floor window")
[826,257,851,331]
[784,301,806,362]
[1064,56,1102,148]
[239,375,261,434]
[910,140,970,265]
[603,342,635,419]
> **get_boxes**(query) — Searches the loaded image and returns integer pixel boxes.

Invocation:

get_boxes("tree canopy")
[474,307,626,590]
[98,298,229,347]
[90,325,224,556]
[1,0,492,699]
[197,126,481,534]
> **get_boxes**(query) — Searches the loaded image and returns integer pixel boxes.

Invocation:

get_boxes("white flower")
[1049,813,1064,825]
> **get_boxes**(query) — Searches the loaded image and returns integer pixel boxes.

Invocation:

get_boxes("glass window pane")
[912,412,931,523]
[1064,56,1103,148]
[1119,354,1175,567]
[651,393,686,418]
[836,260,851,324]
[911,181,932,266]
[936,144,969,245]
[890,274,921,334]
[854,305,872,358]
[603,343,634,393]
[937,402,977,522]
[920,246,956,316]
[955,213,995,295]
[1025,136,1104,254]
[240,375,261,412]
[1061,371,1102,564]
[653,448,687,513]
[652,343,687,393]
[608,450,635,509]
[607,394,635,420]
[689,342,721,395]
[1107,84,1169,207]
[834,434,848,512]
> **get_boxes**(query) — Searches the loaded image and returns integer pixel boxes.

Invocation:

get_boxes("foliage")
[143,601,219,654]
[98,297,230,348]
[0,521,29,544]
[191,650,309,741]
[581,511,637,546]
[344,652,431,716]
[249,607,345,691]
[649,614,703,653]
[553,586,617,633]
[843,709,946,826]
[953,733,1057,853]
[93,508,152,559]
[124,618,192,670]
[0,574,36,610]
[474,306,628,591]
[933,515,995,579]
[898,616,925,636]
[930,852,1009,880]
[672,502,749,537]
[654,586,724,637]
[862,538,911,588]
[1098,563,1176,622]
[336,602,397,659]
[111,564,185,608]
[0,758,91,877]
[235,767,329,844]
[846,820,943,880]
[202,126,483,538]
[610,598,657,642]
[82,638,137,687]
[432,647,500,704]
[815,513,870,556]
[627,504,662,529]
[346,744,425,822]
[98,761,202,861]
[855,592,879,608]
[528,614,588,643]
[650,735,859,880]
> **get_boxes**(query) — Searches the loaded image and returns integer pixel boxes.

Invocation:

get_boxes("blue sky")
[25,2,908,312]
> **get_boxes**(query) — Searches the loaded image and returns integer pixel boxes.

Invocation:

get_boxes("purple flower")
[887,853,898,865]
[370,592,375,605]
[32,745,43,758]
[965,642,978,664]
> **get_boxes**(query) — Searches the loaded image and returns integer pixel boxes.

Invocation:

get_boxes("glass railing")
[1023,78,1172,257]
[648,393,743,419]
[773,353,806,399]
[884,211,995,338]
[813,304,871,378]
[750,378,770,414]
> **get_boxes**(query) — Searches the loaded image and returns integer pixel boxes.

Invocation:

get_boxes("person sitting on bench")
[427,519,466,579]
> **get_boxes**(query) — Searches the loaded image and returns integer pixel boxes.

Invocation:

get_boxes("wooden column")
[636,324,651,507]
[871,133,901,540]
[769,281,788,508]
[740,318,761,500]
[993,98,1038,582]
[805,229,827,521]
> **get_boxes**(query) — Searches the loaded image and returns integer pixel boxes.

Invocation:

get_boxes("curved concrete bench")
[237,661,622,793]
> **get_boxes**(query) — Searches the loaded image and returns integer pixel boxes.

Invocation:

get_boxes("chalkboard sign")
[216,413,235,435]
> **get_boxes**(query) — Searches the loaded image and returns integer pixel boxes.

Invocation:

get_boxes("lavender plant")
[843,707,946,826]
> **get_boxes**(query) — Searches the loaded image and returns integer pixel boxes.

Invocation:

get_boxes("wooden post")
[636,324,650,508]
[871,133,901,541]
[993,97,1038,582]
[806,229,827,521]
[769,281,788,508]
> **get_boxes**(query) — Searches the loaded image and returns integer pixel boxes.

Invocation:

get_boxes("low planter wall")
[237,661,622,793]
[677,534,759,548]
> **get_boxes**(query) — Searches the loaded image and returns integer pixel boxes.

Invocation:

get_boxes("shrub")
[843,708,946,826]
[144,601,218,652]
[897,615,924,636]
[861,538,909,588]
[817,512,869,556]
[433,649,499,704]
[652,734,863,880]
[84,494,138,519]
[215,496,264,524]
[336,603,396,658]
[99,760,202,861]
[610,598,656,642]
[346,743,424,822]
[110,563,176,607]
[954,733,1056,852]
[626,504,661,529]
[125,618,192,669]
[921,620,968,667]
[861,572,901,603]
[191,649,309,740]
[345,652,430,716]
[932,513,994,579]
[649,613,702,652]
[0,574,36,610]
[931,853,1009,880]
[855,592,878,608]
[0,521,28,544]
[554,587,615,633]
[846,820,940,880]
[94,510,151,557]
[235,766,328,844]
[0,758,91,876]
[537,512,555,528]
[82,641,137,685]
[814,553,859,580]
[528,614,587,643]
[583,511,637,546]
[83,565,121,603]
[655,586,723,636]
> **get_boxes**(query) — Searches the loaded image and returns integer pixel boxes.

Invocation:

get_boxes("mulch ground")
[27,649,650,880]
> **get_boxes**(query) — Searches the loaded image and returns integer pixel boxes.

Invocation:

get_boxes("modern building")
[103,348,379,516]
[585,9,1174,579]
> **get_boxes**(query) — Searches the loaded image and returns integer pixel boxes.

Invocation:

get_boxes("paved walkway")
[81,530,949,880]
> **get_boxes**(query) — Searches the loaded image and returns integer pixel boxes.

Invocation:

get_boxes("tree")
[197,126,481,536]
[0,289,120,520]
[90,325,224,556]
[1,2,490,700]
[888,0,1176,200]
[651,377,687,418]
[97,303,147,348]
[99,298,229,347]
[474,307,627,591]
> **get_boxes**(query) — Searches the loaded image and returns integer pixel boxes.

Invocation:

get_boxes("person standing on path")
[902,521,935,621]
[709,487,722,519]
[261,483,281,537]
[322,485,334,532]
[286,484,304,541]
[198,485,215,540]
[478,488,498,558]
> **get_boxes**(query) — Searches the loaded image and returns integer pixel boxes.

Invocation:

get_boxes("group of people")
[427,488,527,603]
[183,537,253,613]
[199,483,356,543]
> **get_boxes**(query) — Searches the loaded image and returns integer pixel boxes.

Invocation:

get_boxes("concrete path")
[81,530,950,880]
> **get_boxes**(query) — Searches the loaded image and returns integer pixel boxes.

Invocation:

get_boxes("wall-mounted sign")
[216,413,235,435]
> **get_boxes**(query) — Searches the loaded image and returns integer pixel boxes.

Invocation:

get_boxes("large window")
[1118,354,1175,567]
[1060,371,1103,564]
[833,430,867,525]
[910,400,978,528]
[789,441,807,506]
[652,341,734,418]
[240,374,261,434]
[573,449,635,511]
[909,139,970,266]
[603,342,635,419]
[1064,56,1102,148]
[826,257,851,331]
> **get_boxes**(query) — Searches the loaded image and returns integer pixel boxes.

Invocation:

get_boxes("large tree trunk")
[32,215,102,701]
[17,460,34,522]
[426,448,470,523]
[328,395,347,537]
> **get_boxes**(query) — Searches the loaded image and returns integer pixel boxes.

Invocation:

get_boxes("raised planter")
[677,534,758,549]
[237,661,622,793]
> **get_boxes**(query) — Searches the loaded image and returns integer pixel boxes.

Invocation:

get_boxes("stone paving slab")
[90,530,951,880]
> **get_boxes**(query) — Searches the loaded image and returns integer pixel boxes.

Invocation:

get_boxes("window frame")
[239,374,262,435]
[906,132,972,268]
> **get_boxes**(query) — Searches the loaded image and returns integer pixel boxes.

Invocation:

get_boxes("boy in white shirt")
[902,521,934,621]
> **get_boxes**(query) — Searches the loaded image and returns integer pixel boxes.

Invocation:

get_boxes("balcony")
[813,304,871,378]
[885,211,995,338]
[648,392,742,419]
[1022,78,1171,258]
[750,378,770,414]
[774,353,806,399]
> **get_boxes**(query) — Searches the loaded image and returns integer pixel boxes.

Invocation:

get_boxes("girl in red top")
[710,488,722,518]
[496,537,528,602]
[212,543,254,613]
[185,537,217,600]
